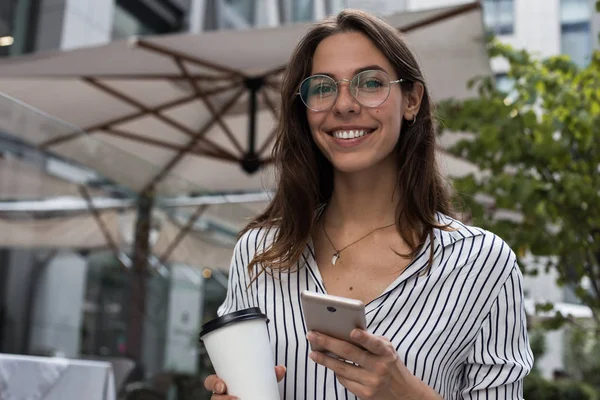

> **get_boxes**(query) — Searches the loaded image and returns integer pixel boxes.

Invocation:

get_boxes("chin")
[330,156,377,174]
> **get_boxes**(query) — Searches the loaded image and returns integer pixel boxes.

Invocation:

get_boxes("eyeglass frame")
[297,69,405,112]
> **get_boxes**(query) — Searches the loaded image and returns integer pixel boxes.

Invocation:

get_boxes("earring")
[407,115,417,126]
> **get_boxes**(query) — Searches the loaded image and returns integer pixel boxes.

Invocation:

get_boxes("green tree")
[436,39,600,328]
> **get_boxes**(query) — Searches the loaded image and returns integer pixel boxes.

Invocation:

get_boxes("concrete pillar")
[255,0,280,27]
[188,0,206,33]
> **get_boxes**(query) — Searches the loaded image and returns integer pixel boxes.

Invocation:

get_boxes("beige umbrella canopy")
[0,2,489,196]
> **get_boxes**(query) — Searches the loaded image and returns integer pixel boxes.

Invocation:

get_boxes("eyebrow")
[312,65,389,79]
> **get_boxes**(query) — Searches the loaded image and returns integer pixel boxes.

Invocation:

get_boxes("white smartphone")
[300,290,367,356]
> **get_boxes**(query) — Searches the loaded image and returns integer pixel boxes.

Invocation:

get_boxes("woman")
[205,8,533,400]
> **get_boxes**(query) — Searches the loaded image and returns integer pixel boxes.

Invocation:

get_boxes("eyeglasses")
[298,69,403,112]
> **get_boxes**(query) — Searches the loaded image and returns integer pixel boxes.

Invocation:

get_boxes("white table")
[0,354,116,400]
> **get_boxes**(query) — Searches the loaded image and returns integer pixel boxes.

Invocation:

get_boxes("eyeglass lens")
[300,70,393,111]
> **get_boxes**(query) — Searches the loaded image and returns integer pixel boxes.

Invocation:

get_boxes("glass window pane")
[483,0,514,35]
[560,0,589,24]
[225,0,254,25]
[112,5,156,40]
[560,0,591,66]
[495,73,514,93]
[293,0,313,22]
[561,23,592,66]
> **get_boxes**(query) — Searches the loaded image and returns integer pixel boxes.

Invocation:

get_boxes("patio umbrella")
[0,1,489,195]
[0,1,491,360]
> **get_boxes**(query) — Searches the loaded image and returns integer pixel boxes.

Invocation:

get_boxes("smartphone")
[300,290,367,356]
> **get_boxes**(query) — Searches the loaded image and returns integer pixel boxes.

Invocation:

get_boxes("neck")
[325,156,399,230]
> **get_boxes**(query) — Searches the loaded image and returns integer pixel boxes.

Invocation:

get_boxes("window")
[293,0,313,22]
[483,0,514,35]
[0,0,40,57]
[495,73,514,94]
[112,1,184,40]
[560,0,591,67]
[112,5,156,40]
[224,0,255,25]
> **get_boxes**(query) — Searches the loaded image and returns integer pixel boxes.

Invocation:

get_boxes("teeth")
[333,130,369,139]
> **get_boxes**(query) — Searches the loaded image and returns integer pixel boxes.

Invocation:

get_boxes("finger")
[337,375,375,400]
[275,365,287,382]
[204,375,227,394]
[307,331,369,366]
[309,350,368,383]
[350,329,396,359]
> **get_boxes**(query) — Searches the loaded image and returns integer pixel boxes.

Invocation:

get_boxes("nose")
[332,81,360,115]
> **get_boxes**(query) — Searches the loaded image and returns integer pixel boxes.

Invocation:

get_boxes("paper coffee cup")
[200,307,281,400]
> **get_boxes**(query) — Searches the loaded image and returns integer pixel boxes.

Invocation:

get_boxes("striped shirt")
[218,214,534,399]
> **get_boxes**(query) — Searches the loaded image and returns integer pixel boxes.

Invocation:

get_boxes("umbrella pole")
[127,188,154,362]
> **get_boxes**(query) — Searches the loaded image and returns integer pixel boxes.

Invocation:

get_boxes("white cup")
[200,307,281,400]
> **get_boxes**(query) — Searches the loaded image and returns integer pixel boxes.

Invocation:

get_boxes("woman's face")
[305,31,418,174]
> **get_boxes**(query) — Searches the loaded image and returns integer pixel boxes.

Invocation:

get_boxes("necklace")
[322,215,396,265]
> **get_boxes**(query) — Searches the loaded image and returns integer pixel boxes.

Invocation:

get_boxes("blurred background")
[0,0,598,399]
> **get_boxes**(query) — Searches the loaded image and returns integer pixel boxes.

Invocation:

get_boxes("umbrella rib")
[174,58,245,155]
[78,81,240,133]
[81,77,239,158]
[258,126,277,158]
[158,204,208,264]
[261,65,287,78]
[257,90,278,157]
[264,79,281,92]
[142,86,246,192]
[78,186,128,271]
[133,38,246,78]
[106,127,184,151]
[82,77,201,139]
[399,2,481,33]
[38,93,199,149]
[67,73,234,81]
[261,88,278,117]
[105,127,239,162]
[83,93,198,132]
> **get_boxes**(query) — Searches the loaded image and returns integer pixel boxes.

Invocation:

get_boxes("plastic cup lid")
[199,307,268,339]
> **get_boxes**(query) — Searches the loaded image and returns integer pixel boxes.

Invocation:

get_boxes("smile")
[329,128,375,140]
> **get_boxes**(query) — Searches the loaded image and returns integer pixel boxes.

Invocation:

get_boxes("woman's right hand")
[204,365,287,399]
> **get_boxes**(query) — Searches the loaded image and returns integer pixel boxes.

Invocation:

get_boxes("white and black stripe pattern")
[218,214,534,399]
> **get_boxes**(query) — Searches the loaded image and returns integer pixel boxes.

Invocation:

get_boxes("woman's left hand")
[307,329,436,400]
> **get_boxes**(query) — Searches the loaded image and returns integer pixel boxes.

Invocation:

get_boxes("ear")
[403,81,424,121]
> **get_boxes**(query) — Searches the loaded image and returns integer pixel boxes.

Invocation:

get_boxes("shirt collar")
[433,213,485,249]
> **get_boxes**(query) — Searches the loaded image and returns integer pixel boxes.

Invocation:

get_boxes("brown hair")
[243,9,455,278]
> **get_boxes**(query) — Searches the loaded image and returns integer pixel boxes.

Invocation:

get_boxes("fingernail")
[309,351,317,361]
[306,332,316,341]
[216,383,225,393]
[350,329,362,340]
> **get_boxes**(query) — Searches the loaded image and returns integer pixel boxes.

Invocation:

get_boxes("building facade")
[0,0,350,56]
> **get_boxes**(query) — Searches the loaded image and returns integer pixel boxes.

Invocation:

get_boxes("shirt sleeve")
[217,231,257,316]
[460,264,534,399]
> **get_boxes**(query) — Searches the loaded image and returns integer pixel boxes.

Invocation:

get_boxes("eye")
[359,78,383,89]
[310,83,336,96]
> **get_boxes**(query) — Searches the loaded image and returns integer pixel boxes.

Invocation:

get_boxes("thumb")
[275,365,287,382]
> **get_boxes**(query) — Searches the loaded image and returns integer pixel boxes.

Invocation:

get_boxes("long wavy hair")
[243,9,455,278]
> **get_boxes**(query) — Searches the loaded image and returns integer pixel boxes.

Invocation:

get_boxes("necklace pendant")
[331,252,340,265]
